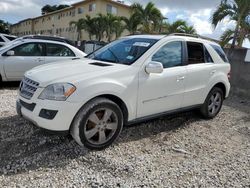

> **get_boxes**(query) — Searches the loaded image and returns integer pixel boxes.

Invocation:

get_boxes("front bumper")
[16,95,81,132]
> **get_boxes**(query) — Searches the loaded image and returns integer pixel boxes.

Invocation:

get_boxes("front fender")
[68,78,138,121]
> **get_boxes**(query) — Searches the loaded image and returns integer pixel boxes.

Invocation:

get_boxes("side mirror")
[145,61,164,74]
[6,50,15,56]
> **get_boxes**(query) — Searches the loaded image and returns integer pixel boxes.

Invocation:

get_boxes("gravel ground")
[0,82,249,187]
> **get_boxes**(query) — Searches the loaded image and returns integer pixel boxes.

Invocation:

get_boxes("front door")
[3,42,45,80]
[137,41,187,118]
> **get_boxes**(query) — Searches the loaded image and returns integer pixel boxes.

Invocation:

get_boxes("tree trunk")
[231,22,240,49]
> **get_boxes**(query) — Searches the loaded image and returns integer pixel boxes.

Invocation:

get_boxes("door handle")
[177,76,185,82]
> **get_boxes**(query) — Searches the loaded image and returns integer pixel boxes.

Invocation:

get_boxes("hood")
[25,58,129,87]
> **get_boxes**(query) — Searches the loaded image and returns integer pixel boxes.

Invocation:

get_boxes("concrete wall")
[224,48,250,99]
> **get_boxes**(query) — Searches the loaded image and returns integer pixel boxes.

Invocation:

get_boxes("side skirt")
[127,104,202,126]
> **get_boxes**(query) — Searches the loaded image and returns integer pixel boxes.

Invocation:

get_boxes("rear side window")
[187,42,205,64]
[46,43,75,57]
[211,44,229,63]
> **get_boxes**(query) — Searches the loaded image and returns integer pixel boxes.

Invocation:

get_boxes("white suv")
[16,34,231,150]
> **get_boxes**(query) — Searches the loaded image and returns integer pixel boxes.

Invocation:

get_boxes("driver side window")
[12,43,44,56]
[152,41,182,68]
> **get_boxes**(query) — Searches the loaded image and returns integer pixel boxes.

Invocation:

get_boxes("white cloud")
[188,9,213,35]
[160,7,170,16]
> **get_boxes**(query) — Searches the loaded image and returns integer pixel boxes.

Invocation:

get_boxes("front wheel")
[200,87,224,119]
[71,98,123,150]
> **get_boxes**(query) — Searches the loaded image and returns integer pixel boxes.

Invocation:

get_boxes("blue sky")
[0,0,249,48]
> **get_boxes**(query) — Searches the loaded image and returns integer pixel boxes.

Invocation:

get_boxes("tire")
[70,97,123,150]
[200,87,224,119]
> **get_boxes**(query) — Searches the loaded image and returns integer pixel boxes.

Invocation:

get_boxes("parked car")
[0,39,86,82]
[0,33,17,47]
[16,34,230,150]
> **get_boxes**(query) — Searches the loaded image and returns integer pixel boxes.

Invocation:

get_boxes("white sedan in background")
[0,39,86,82]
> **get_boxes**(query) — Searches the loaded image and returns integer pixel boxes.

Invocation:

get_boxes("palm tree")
[82,15,95,40]
[69,19,85,41]
[121,14,140,35]
[131,2,163,33]
[113,18,125,39]
[92,14,107,41]
[211,0,250,48]
[104,13,119,42]
[163,20,197,34]
[180,25,197,34]
[220,22,250,47]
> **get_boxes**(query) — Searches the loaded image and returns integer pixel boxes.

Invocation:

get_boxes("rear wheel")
[200,87,224,119]
[71,98,123,150]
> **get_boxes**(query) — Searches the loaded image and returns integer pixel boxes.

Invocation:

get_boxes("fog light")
[39,109,58,120]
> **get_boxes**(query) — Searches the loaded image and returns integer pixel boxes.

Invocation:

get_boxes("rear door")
[3,42,45,80]
[182,41,214,107]
[45,43,76,64]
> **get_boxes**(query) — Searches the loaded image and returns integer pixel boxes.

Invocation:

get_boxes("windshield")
[86,38,158,65]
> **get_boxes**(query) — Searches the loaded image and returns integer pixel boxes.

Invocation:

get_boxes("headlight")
[38,83,76,101]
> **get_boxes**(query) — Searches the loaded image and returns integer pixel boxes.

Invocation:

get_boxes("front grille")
[19,77,39,100]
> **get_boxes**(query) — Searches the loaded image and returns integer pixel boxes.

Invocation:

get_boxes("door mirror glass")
[6,50,15,56]
[145,61,164,74]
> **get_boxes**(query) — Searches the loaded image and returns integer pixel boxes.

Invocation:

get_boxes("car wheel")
[200,87,224,119]
[71,98,123,150]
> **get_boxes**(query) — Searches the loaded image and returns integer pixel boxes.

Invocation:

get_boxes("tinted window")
[46,43,75,57]
[211,44,229,63]
[87,38,158,65]
[187,42,205,64]
[152,41,182,68]
[12,43,44,56]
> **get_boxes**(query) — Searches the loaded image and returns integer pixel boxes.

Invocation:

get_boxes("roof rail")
[169,33,219,43]
[169,33,200,38]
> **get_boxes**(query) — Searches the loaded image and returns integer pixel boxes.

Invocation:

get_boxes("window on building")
[78,7,84,14]
[152,41,183,68]
[106,4,117,14]
[89,3,96,12]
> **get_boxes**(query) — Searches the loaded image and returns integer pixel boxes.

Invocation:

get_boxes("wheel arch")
[96,94,129,124]
[212,82,226,99]
[70,94,129,129]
